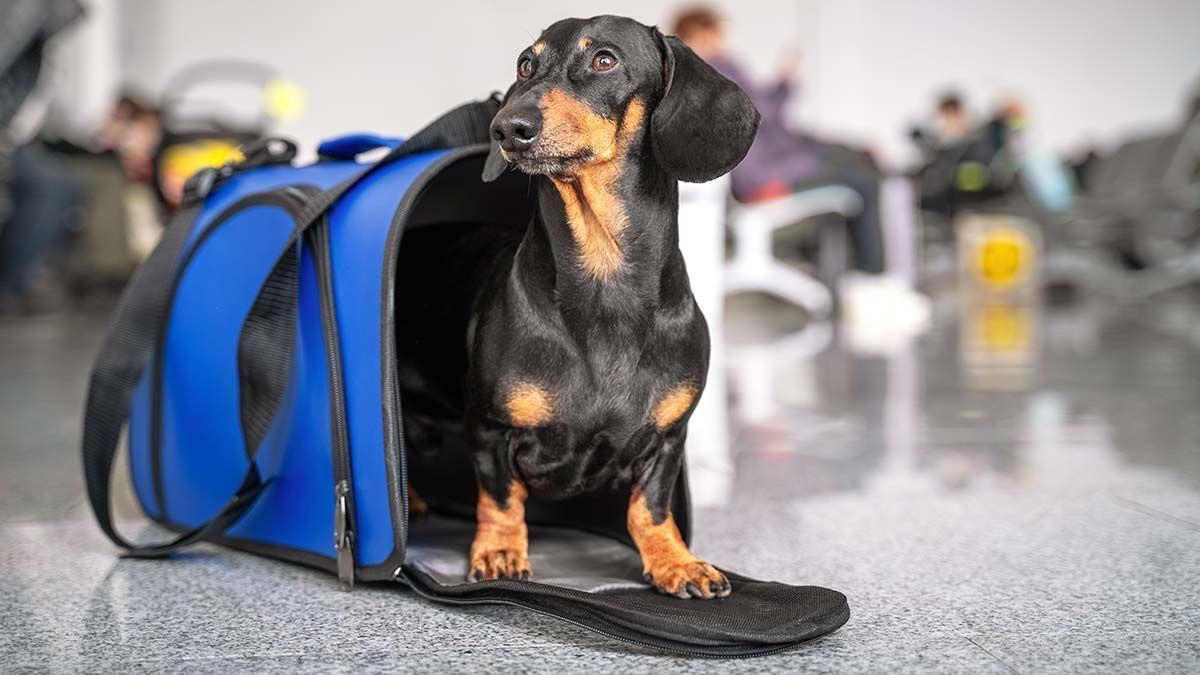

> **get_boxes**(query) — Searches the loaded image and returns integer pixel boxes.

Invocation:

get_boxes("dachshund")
[397,15,759,599]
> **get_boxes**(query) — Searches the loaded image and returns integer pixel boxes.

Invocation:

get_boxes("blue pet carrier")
[82,98,849,657]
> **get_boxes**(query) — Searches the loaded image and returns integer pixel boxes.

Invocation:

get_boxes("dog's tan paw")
[468,549,532,582]
[644,560,731,599]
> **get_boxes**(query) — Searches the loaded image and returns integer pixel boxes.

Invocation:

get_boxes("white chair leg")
[725,211,833,317]
[761,262,833,316]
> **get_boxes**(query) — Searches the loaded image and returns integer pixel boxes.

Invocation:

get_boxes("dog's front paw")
[468,548,532,582]
[644,560,731,599]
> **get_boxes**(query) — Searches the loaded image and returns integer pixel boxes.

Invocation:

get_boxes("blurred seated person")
[95,95,163,188]
[0,0,85,315]
[910,92,1044,216]
[672,6,885,277]
[37,94,164,294]
[933,93,972,146]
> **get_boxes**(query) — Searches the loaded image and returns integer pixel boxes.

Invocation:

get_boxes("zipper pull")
[334,480,355,591]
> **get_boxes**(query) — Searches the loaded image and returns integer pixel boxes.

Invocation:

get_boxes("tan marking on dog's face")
[532,41,546,55]
[652,382,696,429]
[627,489,729,598]
[470,480,530,581]
[577,36,592,50]
[538,89,620,162]
[543,95,647,279]
[505,382,553,427]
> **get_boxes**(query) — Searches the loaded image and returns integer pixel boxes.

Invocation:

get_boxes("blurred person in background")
[95,95,163,187]
[933,92,972,146]
[37,92,164,299]
[912,91,1073,217]
[672,6,927,316]
[0,0,85,315]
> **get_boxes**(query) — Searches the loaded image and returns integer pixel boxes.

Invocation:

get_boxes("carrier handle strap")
[81,203,271,557]
[316,133,403,161]
[82,95,501,559]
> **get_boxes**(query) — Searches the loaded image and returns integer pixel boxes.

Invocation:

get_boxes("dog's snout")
[491,108,542,152]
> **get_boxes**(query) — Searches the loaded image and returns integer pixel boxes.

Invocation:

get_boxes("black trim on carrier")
[365,147,485,581]
[307,217,358,590]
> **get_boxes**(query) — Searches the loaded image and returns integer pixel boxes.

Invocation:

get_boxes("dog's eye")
[592,51,618,72]
[518,57,534,79]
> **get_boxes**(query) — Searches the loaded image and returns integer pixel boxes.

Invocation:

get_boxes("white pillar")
[677,178,733,508]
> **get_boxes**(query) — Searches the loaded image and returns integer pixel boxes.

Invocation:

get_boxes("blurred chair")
[1056,112,1200,299]
[724,185,863,317]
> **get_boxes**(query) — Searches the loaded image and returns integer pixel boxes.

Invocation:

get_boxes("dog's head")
[482,15,760,184]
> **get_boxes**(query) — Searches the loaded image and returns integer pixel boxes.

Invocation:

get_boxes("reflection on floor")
[2,291,1199,672]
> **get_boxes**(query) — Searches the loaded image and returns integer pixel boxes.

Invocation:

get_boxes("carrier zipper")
[334,479,354,589]
[309,216,357,591]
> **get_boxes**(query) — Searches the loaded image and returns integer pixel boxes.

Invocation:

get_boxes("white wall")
[112,1,1199,167]
[798,0,1200,166]
[114,0,800,157]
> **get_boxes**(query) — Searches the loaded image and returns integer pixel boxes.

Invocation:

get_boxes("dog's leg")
[467,428,531,581]
[468,477,530,581]
[628,433,731,599]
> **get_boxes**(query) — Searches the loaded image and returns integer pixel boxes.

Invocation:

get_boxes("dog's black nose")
[491,108,541,152]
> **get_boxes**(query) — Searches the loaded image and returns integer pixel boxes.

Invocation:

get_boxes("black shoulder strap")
[79,202,264,557]
[81,96,499,559]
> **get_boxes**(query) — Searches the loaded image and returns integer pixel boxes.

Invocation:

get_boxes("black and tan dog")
[399,15,758,599]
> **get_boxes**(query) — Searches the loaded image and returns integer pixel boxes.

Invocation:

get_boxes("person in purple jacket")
[672,7,885,276]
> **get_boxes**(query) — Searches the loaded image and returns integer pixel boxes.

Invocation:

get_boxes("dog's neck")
[512,147,688,336]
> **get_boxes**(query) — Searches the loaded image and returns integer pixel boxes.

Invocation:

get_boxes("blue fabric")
[327,148,450,565]
[159,206,298,528]
[317,134,404,160]
[129,159,363,522]
[129,377,156,518]
[128,147,452,567]
[226,245,334,555]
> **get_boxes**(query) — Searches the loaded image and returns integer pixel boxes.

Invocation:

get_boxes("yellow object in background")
[161,139,244,178]
[976,303,1031,352]
[158,139,244,207]
[956,214,1043,391]
[957,214,1040,297]
[976,227,1032,290]
[263,78,306,122]
[960,300,1038,391]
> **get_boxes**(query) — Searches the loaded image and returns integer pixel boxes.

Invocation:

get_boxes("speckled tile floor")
[2,293,1200,673]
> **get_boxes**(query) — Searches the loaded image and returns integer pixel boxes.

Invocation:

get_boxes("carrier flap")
[399,516,849,658]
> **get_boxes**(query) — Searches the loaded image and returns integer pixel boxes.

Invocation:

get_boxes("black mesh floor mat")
[400,517,850,658]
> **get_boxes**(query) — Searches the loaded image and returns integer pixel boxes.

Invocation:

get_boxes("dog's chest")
[510,389,667,496]
[503,352,699,495]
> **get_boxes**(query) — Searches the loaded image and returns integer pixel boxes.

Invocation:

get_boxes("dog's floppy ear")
[650,30,760,183]
[482,85,517,183]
